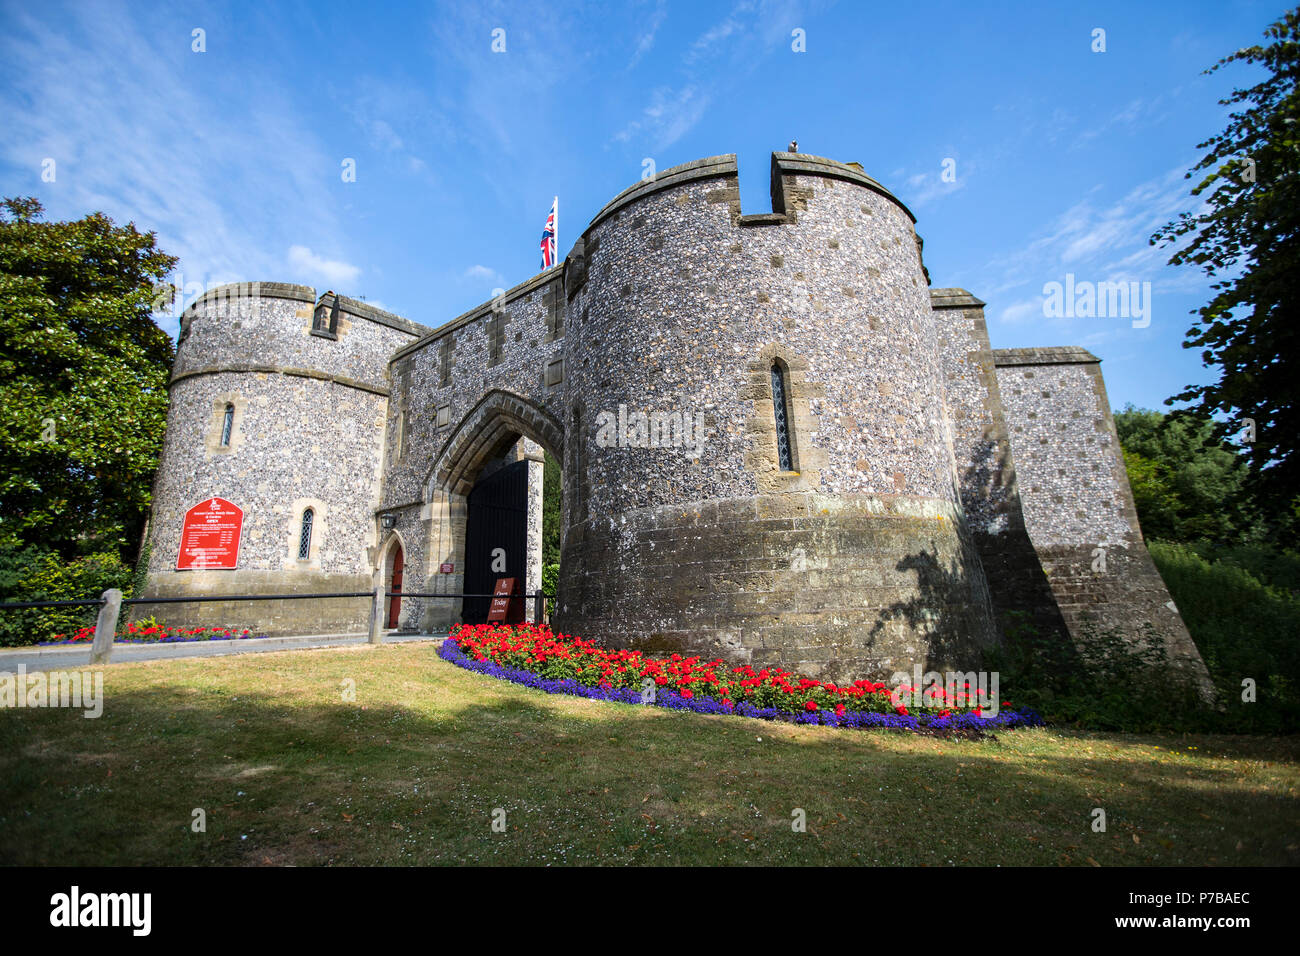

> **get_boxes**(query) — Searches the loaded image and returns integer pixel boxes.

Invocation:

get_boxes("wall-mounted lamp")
[380,513,397,530]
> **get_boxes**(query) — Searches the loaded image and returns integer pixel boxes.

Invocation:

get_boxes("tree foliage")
[1115,405,1251,543]
[0,197,176,560]
[542,450,562,567]
[1151,10,1300,526]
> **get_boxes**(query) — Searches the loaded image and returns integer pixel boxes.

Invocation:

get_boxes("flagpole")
[553,195,558,266]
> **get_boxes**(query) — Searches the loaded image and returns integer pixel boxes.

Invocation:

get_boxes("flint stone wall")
[993,349,1213,694]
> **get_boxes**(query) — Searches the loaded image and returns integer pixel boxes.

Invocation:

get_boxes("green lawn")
[1,642,1297,866]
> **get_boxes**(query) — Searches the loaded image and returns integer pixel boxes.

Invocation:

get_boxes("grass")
[2,641,1298,866]
[1150,540,1300,733]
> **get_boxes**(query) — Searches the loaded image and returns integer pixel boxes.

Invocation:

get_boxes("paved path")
[0,631,448,673]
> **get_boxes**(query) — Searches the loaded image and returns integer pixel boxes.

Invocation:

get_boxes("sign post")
[486,577,521,624]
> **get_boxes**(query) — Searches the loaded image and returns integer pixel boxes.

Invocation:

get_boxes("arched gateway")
[139,151,1213,694]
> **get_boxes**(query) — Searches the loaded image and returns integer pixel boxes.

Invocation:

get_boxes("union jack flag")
[540,196,557,269]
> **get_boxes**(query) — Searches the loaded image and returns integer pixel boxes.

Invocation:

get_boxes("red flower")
[804,700,818,711]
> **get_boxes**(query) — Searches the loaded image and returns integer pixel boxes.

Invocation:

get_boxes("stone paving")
[0,631,446,674]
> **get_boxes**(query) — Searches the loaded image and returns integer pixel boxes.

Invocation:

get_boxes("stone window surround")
[205,393,248,456]
[743,343,826,492]
[486,312,509,367]
[438,337,454,387]
[393,407,409,462]
[286,497,329,569]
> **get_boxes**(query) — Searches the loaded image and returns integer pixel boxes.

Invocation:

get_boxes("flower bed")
[440,623,1044,732]
[40,621,267,646]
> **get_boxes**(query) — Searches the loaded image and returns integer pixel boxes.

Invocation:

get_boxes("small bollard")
[368,584,385,644]
[91,589,122,665]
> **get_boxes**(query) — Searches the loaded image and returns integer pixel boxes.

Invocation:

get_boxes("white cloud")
[464,264,503,284]
[0,4,358,338]
[996,297,1044,325]
[288,245,362,286]
[628,0,668,69]
[613,0,803,151]
[965,163,1210,339]
[614,85,713,150]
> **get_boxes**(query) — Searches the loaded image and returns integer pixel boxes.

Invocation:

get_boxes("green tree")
[1115,405,1251,543]
[0,197,176,560]
[1151,10,1300,531]
[542,450,562,567]
[1121,448,1180,541]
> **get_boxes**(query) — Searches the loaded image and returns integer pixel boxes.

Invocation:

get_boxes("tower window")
[220,403,234,447]
[298,508,314,560]
[771,362,794,471]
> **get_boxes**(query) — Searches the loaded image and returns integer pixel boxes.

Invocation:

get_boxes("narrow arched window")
[220,403,234,447]
[771,362,794,471]
[298,508,314,560]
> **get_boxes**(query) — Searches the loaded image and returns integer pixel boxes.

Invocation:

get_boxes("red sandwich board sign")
[486,577,516,623]
[177,497,243,570]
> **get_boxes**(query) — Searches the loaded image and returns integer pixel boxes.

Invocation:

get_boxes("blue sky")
[0,0,1282,413]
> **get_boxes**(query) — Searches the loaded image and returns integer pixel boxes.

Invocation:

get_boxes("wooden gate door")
[462,460,528,623]
[387,544,404,628]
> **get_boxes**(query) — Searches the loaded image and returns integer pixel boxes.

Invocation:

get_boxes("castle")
[138,151,1212,690]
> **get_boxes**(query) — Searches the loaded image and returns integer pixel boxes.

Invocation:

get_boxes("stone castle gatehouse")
[139,151,1211,689]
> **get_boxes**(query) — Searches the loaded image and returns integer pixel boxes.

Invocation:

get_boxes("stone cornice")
[170,364,391,397]
[930,288,987,309]
[184,282,427,337]
[992,346,1101,367]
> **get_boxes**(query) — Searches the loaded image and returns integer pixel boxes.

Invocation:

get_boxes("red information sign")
[487,577,516,623]
[176,497,243,570]
[440,562,454,574]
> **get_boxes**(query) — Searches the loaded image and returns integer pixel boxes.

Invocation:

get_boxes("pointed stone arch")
[374,527,411,629]
[417,389,564,632]
[424,389,565,499]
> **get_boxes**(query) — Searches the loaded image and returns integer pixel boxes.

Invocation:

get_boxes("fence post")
[534,591,544,625]
[369,584,385,644]
[91,589,122,665]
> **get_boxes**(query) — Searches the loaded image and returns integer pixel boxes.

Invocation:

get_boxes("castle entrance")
[462,458,529,623]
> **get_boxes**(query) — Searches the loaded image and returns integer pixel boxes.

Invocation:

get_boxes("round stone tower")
[136,282,423,633]
[554,153,997,681]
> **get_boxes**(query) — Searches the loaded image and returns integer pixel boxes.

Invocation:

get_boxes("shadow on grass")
[1,648,1297,866]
